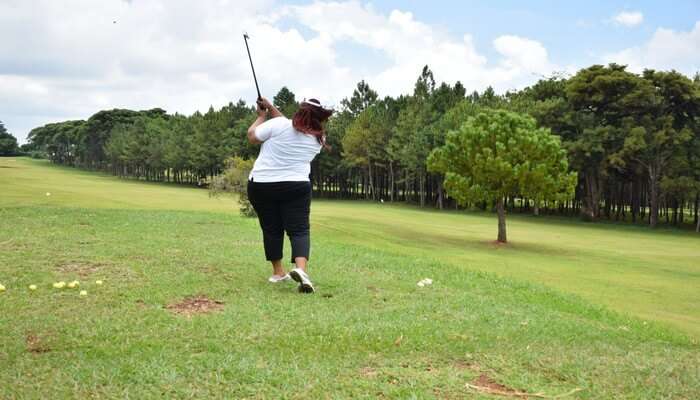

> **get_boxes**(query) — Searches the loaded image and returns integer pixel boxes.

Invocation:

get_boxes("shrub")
[209,157,256,217]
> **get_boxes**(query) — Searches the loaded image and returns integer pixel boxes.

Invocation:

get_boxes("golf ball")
[67,280,79,288]
[0,284,5,292]
[79,290,87,296]
[417,282,425,287]
[95,280,103,285]
[29,284,37,291]
[46,192,51,196]
[53,281,66,289]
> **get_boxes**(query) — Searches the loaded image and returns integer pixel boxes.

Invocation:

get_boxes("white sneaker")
[268,274,291,283]
[289,268,314,293]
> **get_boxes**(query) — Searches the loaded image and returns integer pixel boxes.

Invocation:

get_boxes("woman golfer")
[246,97,332,293]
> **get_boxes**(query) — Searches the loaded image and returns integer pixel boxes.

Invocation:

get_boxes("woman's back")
[249,116,322,182]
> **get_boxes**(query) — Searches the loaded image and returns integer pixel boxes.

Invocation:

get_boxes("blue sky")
[324,1,700,77]
[1,0,699,143]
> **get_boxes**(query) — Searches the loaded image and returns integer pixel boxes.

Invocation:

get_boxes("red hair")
[292,99,333,149]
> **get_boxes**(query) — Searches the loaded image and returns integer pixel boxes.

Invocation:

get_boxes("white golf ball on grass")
[0,284,5,292]
[53,281,66,289]
[29,284,37,291]
[67,280,79,288]
[95,280,103,285]
[79,290,87,296]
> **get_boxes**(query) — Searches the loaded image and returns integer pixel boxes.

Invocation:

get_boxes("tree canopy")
[0,121,20,156]
[428,110,576,242]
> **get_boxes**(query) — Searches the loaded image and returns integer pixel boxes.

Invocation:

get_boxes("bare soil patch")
[471,374,522,396]
[26,333,51,353]
[55,261,109,277]
[359,366,378,378]
[166,295,224,317]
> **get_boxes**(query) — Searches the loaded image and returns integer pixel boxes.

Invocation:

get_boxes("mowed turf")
[1,157,699,398]
[4,157,700,334]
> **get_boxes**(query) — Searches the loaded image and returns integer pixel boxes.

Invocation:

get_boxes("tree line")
[23,64,700,230]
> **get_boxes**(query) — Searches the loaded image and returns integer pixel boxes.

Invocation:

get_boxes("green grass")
[1,157,699,398]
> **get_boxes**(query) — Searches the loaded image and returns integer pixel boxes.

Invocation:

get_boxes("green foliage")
[341,80,378,117]
[429,110,576,240]
[429,109,576,204]
[273,86,298,117]
[209,157,256,217]
[0,121,20,156]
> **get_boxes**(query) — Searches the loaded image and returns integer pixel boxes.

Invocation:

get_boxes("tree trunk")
[533,199,540,216]
[436,178,444,210]
[419,172,426,207]
[583,171,600,220]
[368,163,376,201]
[496,198,507,243]
[694,194,699,229]
[649,166,659,228]
[389,162,395,202]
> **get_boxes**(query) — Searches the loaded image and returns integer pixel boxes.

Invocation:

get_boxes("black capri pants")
[247,180,312,264]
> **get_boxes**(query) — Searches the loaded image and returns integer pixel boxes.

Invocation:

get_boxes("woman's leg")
[270,259,286,276]
[294,257,307,272]
[248,181,286,276]
[280,182,312,270]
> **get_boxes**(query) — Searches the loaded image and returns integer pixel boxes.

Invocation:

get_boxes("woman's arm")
[247,97,284,144]
[259,97,283,119]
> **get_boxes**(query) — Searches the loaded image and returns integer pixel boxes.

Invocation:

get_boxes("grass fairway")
[1,157,699,398]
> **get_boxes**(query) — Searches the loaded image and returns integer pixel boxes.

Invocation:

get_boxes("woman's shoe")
[289,268,314,293]
[268,274,291,283]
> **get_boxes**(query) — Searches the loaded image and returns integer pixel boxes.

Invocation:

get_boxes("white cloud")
[1,0,559,143]
[613,11,644,27]
[285,1,558,96]
[604,21,700,74]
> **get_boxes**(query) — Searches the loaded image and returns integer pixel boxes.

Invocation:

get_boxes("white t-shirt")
[248,117,322,182]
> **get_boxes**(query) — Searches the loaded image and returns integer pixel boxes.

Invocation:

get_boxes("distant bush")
[28,150,47,159]
[209,157,256,217]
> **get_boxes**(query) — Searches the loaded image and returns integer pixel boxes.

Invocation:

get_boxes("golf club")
[243,33,262,104]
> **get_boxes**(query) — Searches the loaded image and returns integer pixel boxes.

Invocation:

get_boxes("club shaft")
[243,35,262,100]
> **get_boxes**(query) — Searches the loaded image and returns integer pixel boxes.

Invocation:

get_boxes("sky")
[1,0,699,144]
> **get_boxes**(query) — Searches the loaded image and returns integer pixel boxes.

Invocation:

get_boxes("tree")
[273,87,298,117]
[391,66,438,206]
[565,64,644,220]
[341,80,378,117]
[0,121,19,156]
[618,70,698,227]
[428,110,576,242]
[342,100,395,199]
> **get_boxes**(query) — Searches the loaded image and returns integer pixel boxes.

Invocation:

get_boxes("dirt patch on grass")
[359,367,378,378]
[453,360,477,370]
[473,374,519,394]
[55,260,134,280]
[26,333,51,353]
[166,295,224,317]
[55,261,110,277]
